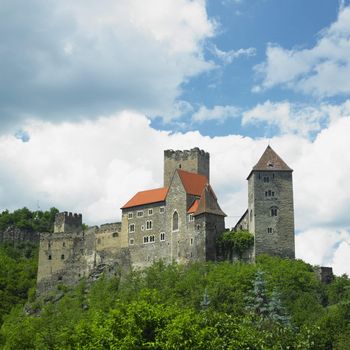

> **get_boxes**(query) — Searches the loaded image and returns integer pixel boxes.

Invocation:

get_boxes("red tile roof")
[121,187,168,209]
[194,184,226,217]
[187,199,200,213]
[177,169,208,196]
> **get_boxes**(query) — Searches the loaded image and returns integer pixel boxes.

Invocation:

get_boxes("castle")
[37,146,295,293]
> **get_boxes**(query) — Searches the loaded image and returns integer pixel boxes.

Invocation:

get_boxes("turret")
[164,148,209,187]
[53,212,83,233]
[248,146,295,259]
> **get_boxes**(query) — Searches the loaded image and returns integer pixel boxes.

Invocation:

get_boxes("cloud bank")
[1,112,350,274]
[0,0,214,132]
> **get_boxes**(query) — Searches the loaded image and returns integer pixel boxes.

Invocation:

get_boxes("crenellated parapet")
[164,147,210,187]
[54,211,83,233]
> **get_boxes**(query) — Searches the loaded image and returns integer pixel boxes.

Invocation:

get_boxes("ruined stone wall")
[249,171,295,259]
[164,148,209,187]
[0,226,39,245]
[95,222,122,252]
[54,212,82,233]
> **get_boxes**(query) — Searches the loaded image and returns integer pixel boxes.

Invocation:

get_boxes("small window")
[97,238,101,244]
[273,173,275,179]
[173,211,179,231]
[48,242,51,248]
[112,232,118,237]
[160,232,165,241]
[148,208,153,216]
[129,238,134,245]
[128,212,133,219]
[263,176,270,183]
[271,207,278,217]
[143,236,149,244]
[159,206,165,214]
[250,209,253,221]
[146,220,152,230]
[179,164,182,169]
[129,224,135,233]
[149,235,155,243]
[267,227,273,233]
[188,214,194,222]
[48,255,52,260]
[258,173,261,179]
[141,225,145,231]
[190,238,193,245]
[196,224,200,231]
[61,254,65,260]
[63,242,66,247]
[137,211,144,217]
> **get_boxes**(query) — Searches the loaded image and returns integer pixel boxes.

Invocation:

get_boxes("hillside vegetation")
[0,256,349,349]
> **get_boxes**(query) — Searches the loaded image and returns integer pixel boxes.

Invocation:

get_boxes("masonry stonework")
[37,146,300,294]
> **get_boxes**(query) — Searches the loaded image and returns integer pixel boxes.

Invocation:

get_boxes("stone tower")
[247,146,295,259]
[163,148,209,187]
[53,212,82,233]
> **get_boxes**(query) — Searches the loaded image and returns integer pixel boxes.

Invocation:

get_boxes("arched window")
[270,206,278,217]
[172,211,179,231]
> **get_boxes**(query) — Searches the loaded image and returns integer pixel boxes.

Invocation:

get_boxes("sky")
[1,0,350,275]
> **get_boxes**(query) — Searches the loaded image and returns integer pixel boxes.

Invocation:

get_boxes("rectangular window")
[146,220,152,230]
[148,208,153,216]
[190,238,193,245]
[159,206,165,214]
[160,232,165,241]
[129,238,134,245]
[188,214,194,222]
[128,212,133,219]
[137,210,144,217]
[143,236,149,244]
[129,224,135,233]
[267,227,273,233]
[149,235,155,242]
[263,176,270,183]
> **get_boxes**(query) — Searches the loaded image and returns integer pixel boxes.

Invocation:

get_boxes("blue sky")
[1,0,350,274]
[151,0,343,137]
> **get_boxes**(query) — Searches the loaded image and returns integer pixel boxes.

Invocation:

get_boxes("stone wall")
[0,226,39,245]
[54,212,82,233]
[164,148,209,187]
[249,171,295,259]
[123,202,169,269]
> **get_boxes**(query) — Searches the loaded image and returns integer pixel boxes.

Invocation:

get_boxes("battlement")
[54,211,83,233]
[164,147,210,187]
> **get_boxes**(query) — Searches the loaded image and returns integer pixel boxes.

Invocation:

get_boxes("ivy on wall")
[217,230,254,260]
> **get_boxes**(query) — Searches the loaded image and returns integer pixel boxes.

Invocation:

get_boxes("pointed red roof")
[247,145,292,179]
[187,199,200,213]
[121,187,168,209]
[177,169,208,196]
[194,184,226,217]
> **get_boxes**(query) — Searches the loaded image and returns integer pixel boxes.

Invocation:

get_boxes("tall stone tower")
[247,146,295,259]
[163,148,209,187]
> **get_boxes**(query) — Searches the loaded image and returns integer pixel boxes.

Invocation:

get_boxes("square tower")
[247,146,295,259]
[53,212,83,233]
[163,148,209,187]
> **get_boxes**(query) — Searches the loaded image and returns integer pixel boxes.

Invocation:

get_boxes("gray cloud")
[0,0,214,133]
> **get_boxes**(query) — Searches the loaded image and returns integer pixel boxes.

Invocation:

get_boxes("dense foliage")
[0,207,59,233]
[0,256,349,349]
[217,229,254,259]
[0,243,38,327]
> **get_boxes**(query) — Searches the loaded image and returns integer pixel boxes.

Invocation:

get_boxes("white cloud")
[1,110,350,274]
[242,100,329,137]
[255,4,350,98]
[0,0,214,131]
[296,229,350,275]
[209,44,256,64]
[192,105,240,122]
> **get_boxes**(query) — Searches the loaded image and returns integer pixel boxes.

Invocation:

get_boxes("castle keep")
[37,146,295,293]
